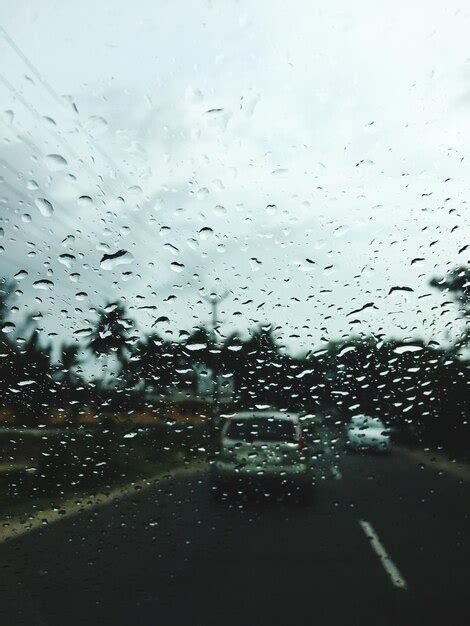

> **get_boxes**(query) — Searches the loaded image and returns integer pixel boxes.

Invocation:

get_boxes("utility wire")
[0,24,129,185]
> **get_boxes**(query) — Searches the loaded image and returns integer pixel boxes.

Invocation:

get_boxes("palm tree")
[57,343,82,385]
[430,265,470,350]
[124,333,179,394]
[88,301,133,363]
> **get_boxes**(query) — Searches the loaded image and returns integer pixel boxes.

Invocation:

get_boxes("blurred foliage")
[0,268,468,458]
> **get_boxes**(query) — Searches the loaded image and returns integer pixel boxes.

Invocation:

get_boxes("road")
[0,432,468,626]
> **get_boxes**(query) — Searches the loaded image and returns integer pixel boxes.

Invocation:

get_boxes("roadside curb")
[395,446,470,483]
[0,462,206,545]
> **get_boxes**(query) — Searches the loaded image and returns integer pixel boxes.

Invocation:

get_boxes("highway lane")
[0,443,468,626]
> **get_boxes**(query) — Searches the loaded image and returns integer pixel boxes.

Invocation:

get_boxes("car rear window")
[225,418,297,442]
[351,417,384,429]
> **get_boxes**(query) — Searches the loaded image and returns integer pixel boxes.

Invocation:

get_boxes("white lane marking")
[359,519,408,590]
[0,464,205,544]
[331,466,342,480]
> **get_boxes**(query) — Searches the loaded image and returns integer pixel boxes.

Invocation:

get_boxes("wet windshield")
[0,2,468,625]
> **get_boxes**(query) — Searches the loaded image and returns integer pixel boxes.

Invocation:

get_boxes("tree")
[431,265,470,349]
[88,301,133,363]
[14,329,54,425]
[124,333,179,394]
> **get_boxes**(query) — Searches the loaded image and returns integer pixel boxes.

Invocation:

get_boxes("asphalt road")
[0,434,468,626]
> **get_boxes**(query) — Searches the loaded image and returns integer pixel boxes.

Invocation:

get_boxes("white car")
[346,415,391,452]
[210,411,311,500]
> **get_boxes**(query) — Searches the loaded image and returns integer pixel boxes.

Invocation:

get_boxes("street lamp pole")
[203,291,228,423]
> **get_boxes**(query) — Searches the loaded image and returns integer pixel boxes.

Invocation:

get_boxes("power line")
[0,24,62,105]
[0,24,129,184]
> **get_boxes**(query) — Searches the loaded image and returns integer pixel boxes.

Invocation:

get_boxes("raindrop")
[394,345,423,354]
[123,432,137,439]
[197,187,209,200]
[388,286,414,295]
[85,115,108,136]
[3,110,14,124]
[78,195,93,207]
[152,316,170,326]
[100,249,134,270]
[34,197,54,217]
[73,327,93,337]
[14,270,28,280]
[33,279,54,290]
[170,262,185,273]
[186,342,207,351]
[198,227,213,240]
[45,154,68,171]
[58,254,76,268]
[27,180,39,190]
[1,321,16,334]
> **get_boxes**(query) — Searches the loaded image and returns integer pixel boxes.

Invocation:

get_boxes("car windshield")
[226,418,297,442]
[0,2,468,625]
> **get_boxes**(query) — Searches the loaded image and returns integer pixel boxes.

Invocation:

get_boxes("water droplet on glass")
[58,253,76,268]
[197,187,209,200]
[1,321,16,334]
[78,195,93,207]
[198,227,213,240]
[85,115,108,136]
[100,249,134,270]
[45,154,68,172]
[394,345,423,354]
[73,327,93,338]
[33,279,54,290]
[170,262,185,273]
[34,197,54,217]
[14,270,28,280]
[3,110,14,124]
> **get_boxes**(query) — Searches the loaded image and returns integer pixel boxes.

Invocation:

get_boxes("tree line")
[0,266,468,455]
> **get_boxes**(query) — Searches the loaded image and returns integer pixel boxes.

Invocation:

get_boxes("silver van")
[210,411,311,501]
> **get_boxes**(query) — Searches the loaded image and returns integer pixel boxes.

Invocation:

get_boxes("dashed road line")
[359,519,407,590]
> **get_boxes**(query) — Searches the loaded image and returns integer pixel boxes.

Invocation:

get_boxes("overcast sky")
[0,0,469,358]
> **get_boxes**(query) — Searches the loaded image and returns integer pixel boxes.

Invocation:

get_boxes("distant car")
[210,411,311,501]
[346,415,391,452]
